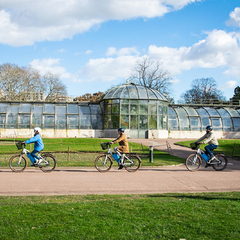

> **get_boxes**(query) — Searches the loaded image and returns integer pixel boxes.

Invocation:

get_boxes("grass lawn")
[0,138,185,168]
[0,192,239,239]
[175,139,240,159]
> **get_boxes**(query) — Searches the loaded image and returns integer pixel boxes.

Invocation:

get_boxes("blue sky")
[0,0,240,101]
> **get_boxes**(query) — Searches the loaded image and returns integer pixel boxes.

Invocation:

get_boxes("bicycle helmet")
[118,128,124,133]
[34,127,42,133]
[206,125,213,131]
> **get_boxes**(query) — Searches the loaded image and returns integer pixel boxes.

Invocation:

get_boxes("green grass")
[0,192,239,239]
[175,139,240,158]
[0,138,185,167]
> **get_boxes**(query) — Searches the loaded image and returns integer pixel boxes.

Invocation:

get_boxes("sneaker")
[30,160,38,166]
[118,164,123,170]
[207,156,214,163]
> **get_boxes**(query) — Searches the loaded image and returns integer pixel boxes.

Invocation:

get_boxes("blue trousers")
[27,150,40,163]
[205,144,218,157]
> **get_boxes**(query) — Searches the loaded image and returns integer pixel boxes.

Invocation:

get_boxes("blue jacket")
[26,134,44,152]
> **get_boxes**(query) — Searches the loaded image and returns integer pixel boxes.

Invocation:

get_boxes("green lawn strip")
[175,139,240,159]
[0,138,185,167]
[0,192,239,239]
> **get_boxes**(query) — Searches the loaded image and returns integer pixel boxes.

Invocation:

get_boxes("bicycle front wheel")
[212,154,228,171]
[39,153,57,173]
[186,154,202,172]
[95,154,113,172]
[9,154,27,173]
[124,154,141,172]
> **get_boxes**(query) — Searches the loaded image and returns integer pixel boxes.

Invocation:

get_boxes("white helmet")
[34,127,41,133]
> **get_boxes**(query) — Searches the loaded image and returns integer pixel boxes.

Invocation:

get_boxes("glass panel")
[43,115,55,129]
[168,116,178,130]
[168,107,177,116]
[67,115,79,129]
[121,87,129,98]
[112,86,124,98]
[211,118,222,131]
[91,115,102,129]
[139,101,148,114]
[204,107,219,117]
[121,104,129,114]
[67,104,78,114]
[32,105,43,128]
[158,103,163,114]
[19,115,30,128]
[179,118,189,130]
[158,115,163,129]
[128,85,138,99]
[79,106,90,115]
[130,115,138,129]
[233,118,240,131]
[0,103,8,112]
[7,105,19,128]
[44,104,55,114]
[104,89,116,99]
[140,115,148,129]
[163,115,168,130]
[147,89,157,99]
[137,86,148,99]
[149,101,157,114]
[225,108,240,117]
[175,108,187,117]
[130,102,139,114]
[90,105,101,115]
[0,114,6,128]
[104,103,111,114]
[112,115,119,129]
[149,115,157,129]
[196,108,210,131]
[56,106,66,129]
[183,107,198,116]
[120,99,129,104]
[217,108,232,131]
[104,115,112,129]
[19,104,31,113]
[120,115,129,129]
[80,115,91,129]
[189,117,201,131]
[112,102,119,114]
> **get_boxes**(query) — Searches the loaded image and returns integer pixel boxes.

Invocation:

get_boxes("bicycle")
[185,142,228,172]
[95,142,141,172]
[9,142,57,173]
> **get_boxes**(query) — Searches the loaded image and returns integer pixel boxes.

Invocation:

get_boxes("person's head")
[34,127,41,136]
[206,125,213,132]
[118,128,124,134]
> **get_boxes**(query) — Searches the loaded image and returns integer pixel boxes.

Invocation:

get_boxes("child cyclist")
[110,128,129,170]
[23,127,44,166]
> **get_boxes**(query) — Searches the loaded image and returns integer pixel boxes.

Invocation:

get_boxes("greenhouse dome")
[101,83,169,138]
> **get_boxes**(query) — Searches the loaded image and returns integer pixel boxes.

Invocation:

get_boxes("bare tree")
[130,56,172,96]
[0,63,67,101]
[42,72,67,101]
[181,78,226,104]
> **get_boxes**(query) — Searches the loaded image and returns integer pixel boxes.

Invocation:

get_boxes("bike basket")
[101,142,109,150]
[16,142,24,150]
[190,142,198,150]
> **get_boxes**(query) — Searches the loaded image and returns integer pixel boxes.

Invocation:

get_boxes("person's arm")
[195,133,207,143]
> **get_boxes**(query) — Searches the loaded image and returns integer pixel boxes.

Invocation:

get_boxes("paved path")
[0,139,239,196]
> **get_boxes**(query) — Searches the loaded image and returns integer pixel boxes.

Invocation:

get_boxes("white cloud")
[0,0,201,46]
[106,47,139,56]
[220,81,237,90]
[226,7,240,27]
[85,50,93,55]
[29,58,71,79]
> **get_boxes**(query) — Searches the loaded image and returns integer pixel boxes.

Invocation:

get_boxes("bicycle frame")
[193,148,221,165]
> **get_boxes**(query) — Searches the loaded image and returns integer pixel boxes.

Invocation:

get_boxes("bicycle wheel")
[39,153,57,173]
[95,154,113,172]
[212,154,228,171]
[9,154,27,173]
[124,154,141,172]
[185,154,202,172]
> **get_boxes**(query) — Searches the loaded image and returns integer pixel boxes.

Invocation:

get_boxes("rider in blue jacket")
[23,127,44,166]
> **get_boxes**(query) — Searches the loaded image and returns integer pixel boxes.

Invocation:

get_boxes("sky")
[0,0,240,102]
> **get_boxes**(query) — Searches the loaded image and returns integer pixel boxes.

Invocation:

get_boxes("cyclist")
[23,127,44,166]
[195,125,218,165]
[110,128,129,169]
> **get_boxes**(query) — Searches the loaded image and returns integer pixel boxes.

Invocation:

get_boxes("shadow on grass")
[147,193,240,201]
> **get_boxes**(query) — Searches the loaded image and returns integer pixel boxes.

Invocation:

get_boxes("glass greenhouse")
[0,83,239,139]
